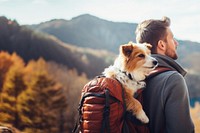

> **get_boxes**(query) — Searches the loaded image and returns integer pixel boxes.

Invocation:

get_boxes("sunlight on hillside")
[190,102,200,133]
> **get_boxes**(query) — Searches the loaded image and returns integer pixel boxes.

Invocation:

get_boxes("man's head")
[135,17,179,60]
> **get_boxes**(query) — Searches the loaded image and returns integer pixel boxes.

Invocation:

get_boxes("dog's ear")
[121,43,133,57]
[144,43,152,50]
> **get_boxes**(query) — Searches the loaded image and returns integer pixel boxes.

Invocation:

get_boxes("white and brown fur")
[103,42,158,123]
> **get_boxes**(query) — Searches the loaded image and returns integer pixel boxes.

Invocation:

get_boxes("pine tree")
[18,58,67,133]
[0,52,26,129]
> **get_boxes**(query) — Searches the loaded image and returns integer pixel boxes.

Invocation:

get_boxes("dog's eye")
[138,54,145,58]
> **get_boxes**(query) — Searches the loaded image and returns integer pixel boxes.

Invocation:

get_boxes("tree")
[18,58,67,133]
[46,61,89,132]
[0,52,26,129]
[0,51,14,101]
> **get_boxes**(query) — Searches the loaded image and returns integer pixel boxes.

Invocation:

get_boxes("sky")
[0,0,200,43]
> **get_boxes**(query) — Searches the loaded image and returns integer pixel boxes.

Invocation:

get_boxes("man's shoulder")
[159,70,184,80]
[153,70,186,90]
[148,69,184,83]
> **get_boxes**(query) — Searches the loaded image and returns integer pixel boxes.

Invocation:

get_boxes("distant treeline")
[0,51,88,133]
[0,16,113,79]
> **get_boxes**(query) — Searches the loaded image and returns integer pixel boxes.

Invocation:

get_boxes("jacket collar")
[152,54,187,76]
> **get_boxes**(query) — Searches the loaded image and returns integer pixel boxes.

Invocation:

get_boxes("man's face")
[164,28,179,60]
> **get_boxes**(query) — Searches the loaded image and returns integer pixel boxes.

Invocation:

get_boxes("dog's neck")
[103,65,146,89]
[119,69,146,82]
[120,70,135,81]
[131,70,146,82]
[119,68,147,89]
[113,58,146,82]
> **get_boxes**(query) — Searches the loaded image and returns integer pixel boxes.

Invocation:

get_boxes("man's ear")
[120,43,133,57]
[157,40,166,51]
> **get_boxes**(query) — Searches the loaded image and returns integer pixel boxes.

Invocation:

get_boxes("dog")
[103,42,158,123]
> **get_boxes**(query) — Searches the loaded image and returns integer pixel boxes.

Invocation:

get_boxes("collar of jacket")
[152,54,187,77]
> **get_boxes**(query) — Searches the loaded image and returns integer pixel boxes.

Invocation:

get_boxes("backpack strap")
[147,67,173,79]
[72,92,88,133]
[101,89,110,133]
[120,80,131,133]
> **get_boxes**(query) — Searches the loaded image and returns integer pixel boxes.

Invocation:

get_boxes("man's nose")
[175,39,179,46]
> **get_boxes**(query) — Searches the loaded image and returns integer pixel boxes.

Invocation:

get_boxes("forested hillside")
[0,16,116,78]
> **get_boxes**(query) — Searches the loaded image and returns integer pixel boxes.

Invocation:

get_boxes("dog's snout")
[153,60,158,66]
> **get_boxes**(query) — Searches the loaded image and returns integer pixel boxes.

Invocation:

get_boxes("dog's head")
[115,42,158,80]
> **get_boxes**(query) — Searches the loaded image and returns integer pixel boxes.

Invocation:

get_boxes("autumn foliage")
[0,51,88,133]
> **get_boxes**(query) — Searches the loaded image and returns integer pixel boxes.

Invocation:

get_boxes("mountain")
[29,14,137,53]
[176,41,200,74]
[0,16,115,78]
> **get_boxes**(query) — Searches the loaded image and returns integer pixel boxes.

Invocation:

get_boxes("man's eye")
[138,54,145,58]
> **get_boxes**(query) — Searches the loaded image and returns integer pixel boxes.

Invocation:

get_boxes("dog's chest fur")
[103,66,145,93]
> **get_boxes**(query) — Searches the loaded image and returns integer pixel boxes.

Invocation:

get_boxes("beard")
[165,49,178,60]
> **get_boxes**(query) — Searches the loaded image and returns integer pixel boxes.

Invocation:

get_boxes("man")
[135,17,195,133]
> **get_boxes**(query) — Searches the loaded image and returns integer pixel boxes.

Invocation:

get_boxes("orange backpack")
[72,67,172,133]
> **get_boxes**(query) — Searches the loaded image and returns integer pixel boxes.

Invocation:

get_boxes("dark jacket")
[143,54,195,133]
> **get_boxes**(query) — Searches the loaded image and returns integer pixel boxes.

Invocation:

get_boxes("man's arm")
[163,72,195,133]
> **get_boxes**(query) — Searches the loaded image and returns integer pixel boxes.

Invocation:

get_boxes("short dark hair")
[135,17,170,54]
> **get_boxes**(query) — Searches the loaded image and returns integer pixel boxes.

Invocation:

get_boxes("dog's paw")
[136,110,149,123]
